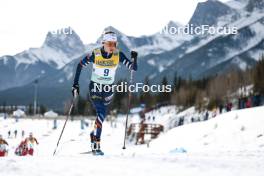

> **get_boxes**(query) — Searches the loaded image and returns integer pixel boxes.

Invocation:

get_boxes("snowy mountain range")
[0,0,264,110]
[189,0,239,27]
[0,27,86,91]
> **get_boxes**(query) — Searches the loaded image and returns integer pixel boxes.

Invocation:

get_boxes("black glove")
[131,51,138,60]
[72,84,79,97]
[131,51,138,71]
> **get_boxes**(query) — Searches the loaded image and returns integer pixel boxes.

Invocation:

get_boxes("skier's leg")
[89,100,107,155]
[92,101,107,141]
[95,90,114,141]
[93,90,114,154]
[28,148,34,155]
[89,84,114,155]
[93,90,114,141]
[89,82,107,154]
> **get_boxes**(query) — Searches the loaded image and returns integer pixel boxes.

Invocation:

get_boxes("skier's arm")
[119,51,138,71]
[34,138,39,145]
[4,140,8,145]
[73,53,95,85]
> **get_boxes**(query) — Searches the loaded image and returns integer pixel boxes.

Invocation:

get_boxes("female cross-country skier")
[72,30,138,155]
[25,132,39,155]
[0,134,8,157]
[15,132,39,156]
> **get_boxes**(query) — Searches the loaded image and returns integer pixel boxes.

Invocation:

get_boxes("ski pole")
[53,91,77,156]
[123,55,137,150]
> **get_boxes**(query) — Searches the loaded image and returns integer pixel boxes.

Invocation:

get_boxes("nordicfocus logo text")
[160,24,238,35]
[50,27,73,35]
[92,82,172,93]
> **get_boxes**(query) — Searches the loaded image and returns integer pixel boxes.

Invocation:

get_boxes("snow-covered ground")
[1,106,264,176]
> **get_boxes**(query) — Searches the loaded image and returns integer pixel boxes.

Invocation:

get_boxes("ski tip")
[79,151,93,154]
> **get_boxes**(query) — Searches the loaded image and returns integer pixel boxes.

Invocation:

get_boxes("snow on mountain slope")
[224,21,264,61]
[227,0,249,10]
[185,10,264,56]
[101,24,193,57]
[0,27,86,91]
[1,0,264,105]
[134,21,193,56]
[149,11,264,83]
[189,0,239,27]
[15,28,85,69]
[246,0,264,12]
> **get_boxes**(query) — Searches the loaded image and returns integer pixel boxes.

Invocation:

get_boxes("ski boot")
[90,133,104,156]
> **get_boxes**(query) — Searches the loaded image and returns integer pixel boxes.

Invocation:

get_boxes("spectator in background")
[15,115,19,122]
[14,130,18,138]
[238,97,243,109]
[22,130,25,138]
[53,119,57,130]
[147,116,151,121]
[81,119,84,130]
[254,93,261,107]
[219,104,223,114]
[7,131,11,138]
[139,111,146,121]
[212,108,217,117]
[246,98,251,108]
[226,102,232,112]
[204,111,209,121]
[243,97,247,108]
[178,117,184,126]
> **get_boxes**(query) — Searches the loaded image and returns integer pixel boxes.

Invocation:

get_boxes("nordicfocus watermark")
[91,82,172,93]
[160,24,238,35]
[50,27,73,35]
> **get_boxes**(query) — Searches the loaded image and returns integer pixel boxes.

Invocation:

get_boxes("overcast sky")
[0,0,229,56]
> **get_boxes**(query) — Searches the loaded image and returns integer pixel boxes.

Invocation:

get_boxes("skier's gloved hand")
[72,84,80,97]
[131,51,138,60]
[131,51,138,71]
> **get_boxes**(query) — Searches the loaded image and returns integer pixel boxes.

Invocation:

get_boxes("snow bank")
[150,106,264,153]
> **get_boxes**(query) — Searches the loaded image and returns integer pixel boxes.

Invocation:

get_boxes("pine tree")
[39,105,47,115]
[28,104,33,115]
[157,76,171,105]
[254,55,264,94]
[139,77,155,108]
[111,80,127,113]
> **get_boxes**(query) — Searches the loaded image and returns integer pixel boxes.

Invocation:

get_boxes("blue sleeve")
[80,53,94,66]
[73,53,95,85]
[119,51,137,71]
